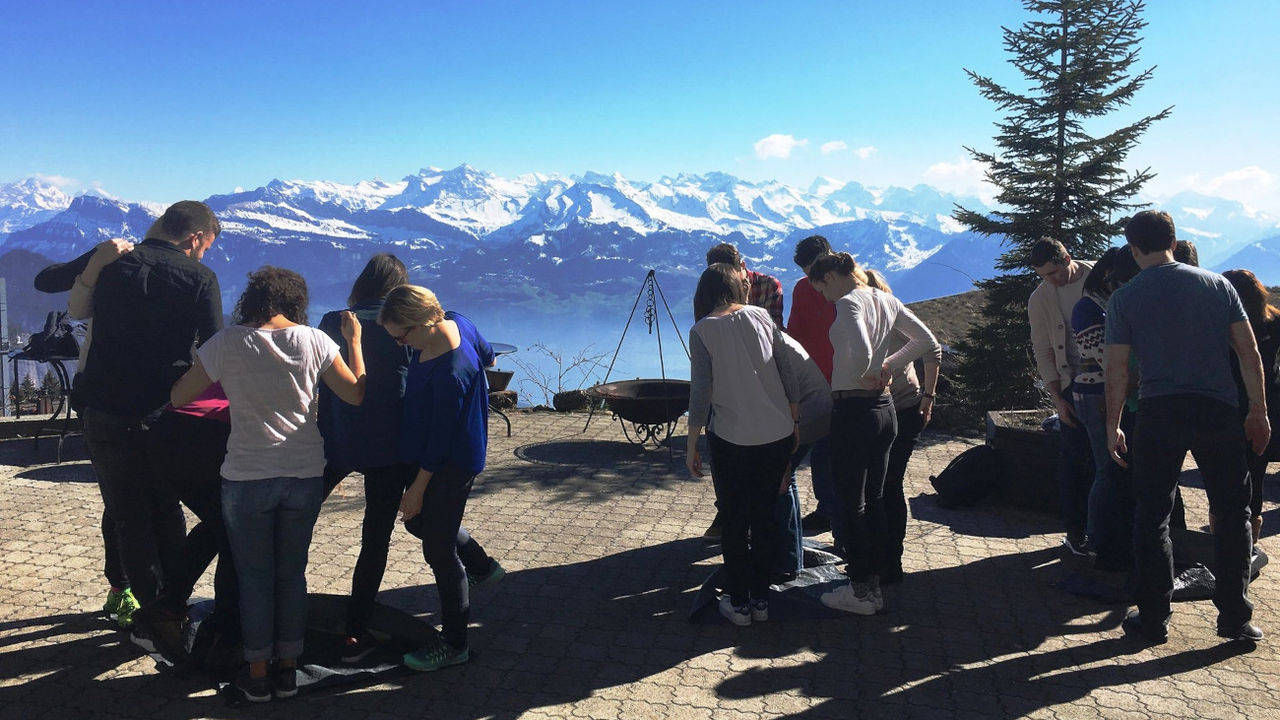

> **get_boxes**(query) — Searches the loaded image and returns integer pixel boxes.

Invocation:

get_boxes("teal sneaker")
[403,640,469,672]
[467,560,506,591]
[105,588,140,628]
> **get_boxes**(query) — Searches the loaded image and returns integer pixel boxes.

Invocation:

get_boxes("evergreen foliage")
[17,374,38,403]
[953,0,1170,412]
[40,370,62,397]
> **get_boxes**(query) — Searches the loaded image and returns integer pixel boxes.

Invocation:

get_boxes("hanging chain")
[644,276,657,334]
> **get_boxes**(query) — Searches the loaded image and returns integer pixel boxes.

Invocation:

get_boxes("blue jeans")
[222,476,324,663]
[776,445,807,575]
[1057,395,1094,538]
[800,436,844,547]
[1075,392,1115,549]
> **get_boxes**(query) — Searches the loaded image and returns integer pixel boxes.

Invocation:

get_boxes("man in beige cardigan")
[1028,238,1095,555]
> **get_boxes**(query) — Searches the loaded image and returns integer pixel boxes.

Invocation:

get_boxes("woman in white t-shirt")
[171,266,366,703]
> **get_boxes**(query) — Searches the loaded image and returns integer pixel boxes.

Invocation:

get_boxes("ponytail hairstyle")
[805,251,858,283]
[863,268,892,294]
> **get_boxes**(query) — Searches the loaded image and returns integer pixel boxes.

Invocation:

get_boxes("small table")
[8,351,78,463]
[489,343,518,437]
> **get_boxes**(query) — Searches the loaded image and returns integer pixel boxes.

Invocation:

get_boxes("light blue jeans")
[222,476,323,663]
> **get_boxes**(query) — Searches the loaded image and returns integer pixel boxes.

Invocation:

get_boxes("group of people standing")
[37,201,502,703]
[1029,210,1271,644]
[685,238,942,623]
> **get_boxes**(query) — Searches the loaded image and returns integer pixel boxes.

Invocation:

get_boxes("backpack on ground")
[929,444,1001,508]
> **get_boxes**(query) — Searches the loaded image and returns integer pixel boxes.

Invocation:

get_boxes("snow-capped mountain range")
[2,167,1279,344]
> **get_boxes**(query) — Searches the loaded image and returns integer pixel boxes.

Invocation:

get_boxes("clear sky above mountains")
[2,0,1277,215]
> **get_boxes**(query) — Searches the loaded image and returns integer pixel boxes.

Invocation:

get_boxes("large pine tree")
[953,0,1170,413]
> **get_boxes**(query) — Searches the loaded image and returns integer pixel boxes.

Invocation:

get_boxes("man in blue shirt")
[1104,210,1268,644]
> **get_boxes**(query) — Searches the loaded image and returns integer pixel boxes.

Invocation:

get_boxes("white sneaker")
[821,582,878,615]
[750,599,769,622]
[870,577,885,612]
[718,596,752,626]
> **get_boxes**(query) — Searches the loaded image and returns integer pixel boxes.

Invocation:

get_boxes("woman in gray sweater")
[686,263,801,626]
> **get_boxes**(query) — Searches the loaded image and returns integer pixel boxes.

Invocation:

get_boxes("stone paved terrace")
[1,410,1278,720]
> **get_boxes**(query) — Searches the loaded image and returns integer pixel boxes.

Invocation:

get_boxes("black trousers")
[830,394,898,583]
[707,432,793,605]
[1133,394,1253,631]
[884,401,925,575]
[82,407,185,605]
[145,411,239,633]
[324,463,494,637]
[402,465,483,649]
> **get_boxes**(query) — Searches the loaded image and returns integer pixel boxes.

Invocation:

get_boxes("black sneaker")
[801,511,830,536]
[1121,611,1168,645]
[1217,622,1264,642]
[232,666,272,703]
[272,665,298,699]
[341,631,378,663]
[135,616,188,665]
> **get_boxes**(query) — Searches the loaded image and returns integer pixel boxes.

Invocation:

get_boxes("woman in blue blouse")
[378,285,491,672]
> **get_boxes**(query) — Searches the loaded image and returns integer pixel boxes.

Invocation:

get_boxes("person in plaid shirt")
[706,243,785,329]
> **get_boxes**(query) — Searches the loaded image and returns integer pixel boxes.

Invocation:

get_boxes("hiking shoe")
[403,639,469,672]
[821,582,878,615]
[718,596,751,626]
[232,666,272,703]
[272,665,298,699]
[1063,533,1090,557]
[468,560,506,591]
[1217,622,1264,642]
[106,588,140,628]
[129,629,158,655]
[801,511,830,536]
[1121,611,1168,645]
[750,599,769,623]
[340,632,378,663]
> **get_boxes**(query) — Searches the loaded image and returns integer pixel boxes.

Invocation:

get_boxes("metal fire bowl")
[585,379,690,425]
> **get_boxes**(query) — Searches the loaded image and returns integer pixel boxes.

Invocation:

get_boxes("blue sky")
[2,0,1278,214]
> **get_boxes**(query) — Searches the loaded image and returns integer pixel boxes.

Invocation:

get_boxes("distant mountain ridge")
[1,168,1278,338]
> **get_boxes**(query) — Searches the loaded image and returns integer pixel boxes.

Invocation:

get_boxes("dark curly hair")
[233,265,309,326]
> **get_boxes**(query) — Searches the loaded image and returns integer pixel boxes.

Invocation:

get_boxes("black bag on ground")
[930,444,1000,508]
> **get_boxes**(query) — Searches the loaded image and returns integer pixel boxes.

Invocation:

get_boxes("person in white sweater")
[806,252,934,615]
[687,264,801,627]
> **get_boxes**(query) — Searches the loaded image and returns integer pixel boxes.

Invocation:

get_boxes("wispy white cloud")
[854,146,877,160]
[754,134,808,160]
[923,156,996,204]
[33,173,78,188]
[1179,165,1277,215]
[820,140,847,155]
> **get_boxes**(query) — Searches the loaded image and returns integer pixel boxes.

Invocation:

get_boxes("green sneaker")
[467,560,506,591]
[114,589,141,628]
[403,640,469,672]
[103,588,128,615]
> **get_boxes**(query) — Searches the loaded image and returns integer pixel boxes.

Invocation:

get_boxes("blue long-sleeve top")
[399,313,490,476]
[317,299,412,469]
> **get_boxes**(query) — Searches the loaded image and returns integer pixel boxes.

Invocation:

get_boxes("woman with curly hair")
[171,266,366,702]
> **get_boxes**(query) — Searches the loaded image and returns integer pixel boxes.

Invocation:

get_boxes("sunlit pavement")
[2,410,1278,719]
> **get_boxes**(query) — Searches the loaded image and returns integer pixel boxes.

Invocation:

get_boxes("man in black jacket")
[78,201,223,607]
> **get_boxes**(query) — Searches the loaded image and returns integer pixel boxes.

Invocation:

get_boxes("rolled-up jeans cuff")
[243,643,273,664]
